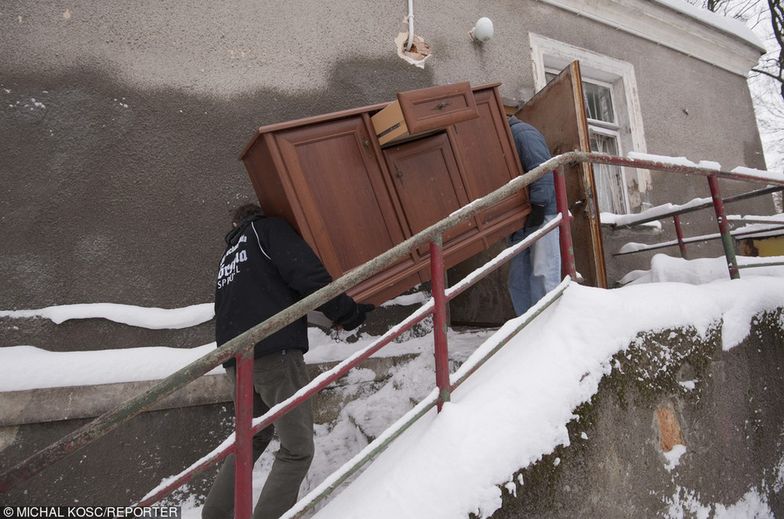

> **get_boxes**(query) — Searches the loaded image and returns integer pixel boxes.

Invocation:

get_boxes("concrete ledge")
[0,355,418,426]
[0,375,233,426]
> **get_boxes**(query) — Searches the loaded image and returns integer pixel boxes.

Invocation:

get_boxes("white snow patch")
[619,241,649,254]
[774,456,784,493]
[714,490,774,518]
[679,380,696,391]
[620,254,784,286]
[0,302,214,329]
[580,432,588,440]
[626,151,784,185]
[601,212,662,230]
[628,151,698,167]
[697,160,722,171]
[666,486,773,519]
[0,325,493,392]
[380,291,430,307]
[0,344,224,391]
[606,196,711,227]
[663,444,687,472]
[728,214,784,224]
[304,326,493,365]
[620,254,784,350]
[731,166,784,185]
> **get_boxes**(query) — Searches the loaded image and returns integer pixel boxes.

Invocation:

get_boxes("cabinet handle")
[395,167,404,180]
[434,101,450,110]
[362,139,371,151]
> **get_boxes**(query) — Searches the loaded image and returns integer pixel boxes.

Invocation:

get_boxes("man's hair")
[232,203,264,227]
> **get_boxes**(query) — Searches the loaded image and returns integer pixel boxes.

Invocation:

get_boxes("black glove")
[341,303,375,331]
[525,204,546,231]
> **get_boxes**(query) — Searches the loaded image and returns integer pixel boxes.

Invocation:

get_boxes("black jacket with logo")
[214,216,359,366]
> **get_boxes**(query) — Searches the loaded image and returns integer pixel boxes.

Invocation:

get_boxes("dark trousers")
[202,349,314,519]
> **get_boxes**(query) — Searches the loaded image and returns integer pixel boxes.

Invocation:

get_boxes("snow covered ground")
[291,260,784,519]
[0,324,492,392]
[2,254,783,517]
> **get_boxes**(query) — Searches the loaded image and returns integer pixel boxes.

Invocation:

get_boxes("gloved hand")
[525,204,546,231]
[341,303,375,331]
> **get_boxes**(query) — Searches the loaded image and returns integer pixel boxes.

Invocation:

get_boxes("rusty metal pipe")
[234,352,255,519]
[430,238,451,411]
[707,174,740,279]
[554,167,576,279]
[673,215,688,259]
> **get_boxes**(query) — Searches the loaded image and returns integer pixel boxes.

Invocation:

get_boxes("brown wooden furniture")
[241,83,529,304]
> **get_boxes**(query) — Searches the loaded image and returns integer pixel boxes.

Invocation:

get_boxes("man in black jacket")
[203,204,372,519]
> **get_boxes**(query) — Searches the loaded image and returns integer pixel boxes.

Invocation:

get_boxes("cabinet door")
[383,132,478,253]
[449,88,527,228]
[274,116,411,279]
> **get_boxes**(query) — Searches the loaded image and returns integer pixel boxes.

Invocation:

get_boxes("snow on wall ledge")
[0,302,214,329]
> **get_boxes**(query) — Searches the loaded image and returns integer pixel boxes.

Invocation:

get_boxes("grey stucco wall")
[0,0,770,318]
[492,311,784,518]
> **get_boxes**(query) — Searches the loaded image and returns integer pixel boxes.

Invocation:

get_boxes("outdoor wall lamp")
[469,17,494,42]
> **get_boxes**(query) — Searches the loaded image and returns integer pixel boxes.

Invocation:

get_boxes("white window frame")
[589,126,630,213]
[530,33,651,213]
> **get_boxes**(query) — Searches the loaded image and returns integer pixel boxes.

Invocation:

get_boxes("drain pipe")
[406,0,415,50]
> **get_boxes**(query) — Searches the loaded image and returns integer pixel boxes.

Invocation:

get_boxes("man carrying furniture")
[507,116,561,315]
[203,203,373,519]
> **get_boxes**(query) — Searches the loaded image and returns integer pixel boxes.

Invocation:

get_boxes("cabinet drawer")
[372,82,480,145]
[398,82,479,134]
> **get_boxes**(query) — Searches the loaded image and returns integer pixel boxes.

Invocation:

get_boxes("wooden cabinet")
[241,83,529,304]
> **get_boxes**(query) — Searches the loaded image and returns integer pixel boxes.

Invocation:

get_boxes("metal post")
[429,238,450,412]
[554,168,577,280]
[673,215,688,259]
[234,352,255,519]
[707,174,740,279]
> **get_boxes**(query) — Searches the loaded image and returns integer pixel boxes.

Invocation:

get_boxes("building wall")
[0,0,770,316]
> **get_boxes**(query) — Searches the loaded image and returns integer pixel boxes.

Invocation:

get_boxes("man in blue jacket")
[204,203,372,519]
[507,116,561,315]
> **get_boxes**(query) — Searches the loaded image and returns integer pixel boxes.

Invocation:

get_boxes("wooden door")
[274,116,416,283]
[515,61,608,288]
[383,132,478,254]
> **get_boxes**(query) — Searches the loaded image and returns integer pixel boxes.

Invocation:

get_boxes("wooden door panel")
[450,89,527,227]
[383,133,478,252]
[275,117,411,276]
[515,61,608,288]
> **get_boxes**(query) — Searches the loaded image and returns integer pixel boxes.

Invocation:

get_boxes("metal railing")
[606,172,784,272]
[2,151,782,518]
[0,151,575,501]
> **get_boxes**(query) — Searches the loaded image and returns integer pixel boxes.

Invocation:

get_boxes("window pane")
[590,132,627,213]
[583,82,615,123]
